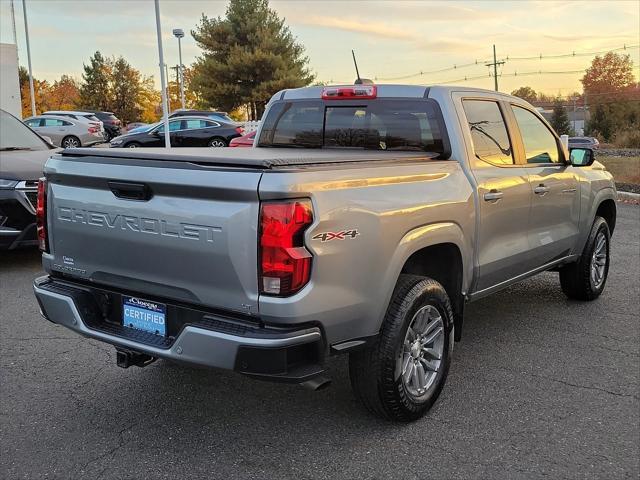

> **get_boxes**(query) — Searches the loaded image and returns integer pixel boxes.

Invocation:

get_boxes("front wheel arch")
[595,198,616,234]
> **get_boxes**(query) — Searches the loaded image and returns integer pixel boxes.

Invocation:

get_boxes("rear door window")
[462,100,514,165]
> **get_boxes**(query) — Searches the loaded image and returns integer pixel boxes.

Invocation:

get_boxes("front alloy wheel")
[559,216,610,300]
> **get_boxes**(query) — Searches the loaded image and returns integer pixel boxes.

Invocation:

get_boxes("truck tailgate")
[43,155,261,315]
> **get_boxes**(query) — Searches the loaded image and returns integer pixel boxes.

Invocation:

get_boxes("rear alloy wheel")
[208,138,227,148]
[126,142,140,148]
[61,136,80,148]
[349,274,453,422]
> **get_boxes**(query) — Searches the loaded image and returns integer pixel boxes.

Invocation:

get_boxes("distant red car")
[229,130,256,147]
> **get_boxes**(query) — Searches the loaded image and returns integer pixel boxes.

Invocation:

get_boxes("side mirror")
[569,148,595,167]
[151,130,161,137]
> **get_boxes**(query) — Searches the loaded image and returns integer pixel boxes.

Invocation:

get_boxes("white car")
[24,115,104,148]
[42,110,105,137]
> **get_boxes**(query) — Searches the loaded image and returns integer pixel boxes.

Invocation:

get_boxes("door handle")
[483,190,504,202]
[534,184,550,195]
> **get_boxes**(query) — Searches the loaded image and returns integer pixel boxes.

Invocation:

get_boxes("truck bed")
[59,147,435,169]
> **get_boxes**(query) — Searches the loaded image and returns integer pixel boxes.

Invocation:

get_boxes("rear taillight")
[259,200,313,296]
[36,178,48,252]
[235,126,244,135]
[321,85,377,100]
[88,125,99,134]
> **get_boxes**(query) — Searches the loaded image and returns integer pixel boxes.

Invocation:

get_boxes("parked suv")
[33,85,617,421]
[0,109,57,249]
[78,110,122,141]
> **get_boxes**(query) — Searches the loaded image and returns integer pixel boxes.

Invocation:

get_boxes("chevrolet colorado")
[33,85,617,421]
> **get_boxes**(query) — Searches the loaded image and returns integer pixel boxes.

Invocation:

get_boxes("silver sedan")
[23,115,104,148]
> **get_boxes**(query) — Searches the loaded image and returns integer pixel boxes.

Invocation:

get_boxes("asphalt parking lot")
[1,204,638,480]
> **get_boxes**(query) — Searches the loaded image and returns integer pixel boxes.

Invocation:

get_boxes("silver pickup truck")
[33,85,616,421]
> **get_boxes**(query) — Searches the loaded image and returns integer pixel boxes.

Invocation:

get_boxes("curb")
[617,191,640,204]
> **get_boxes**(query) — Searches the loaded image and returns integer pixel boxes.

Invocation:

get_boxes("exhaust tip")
[301,376,332,391]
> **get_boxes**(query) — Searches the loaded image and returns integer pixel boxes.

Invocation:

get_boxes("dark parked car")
[79,110,122,141]
[569,136,599,150]
[109,117,243,148]
[169,109,235,124]
[0,109,57,249]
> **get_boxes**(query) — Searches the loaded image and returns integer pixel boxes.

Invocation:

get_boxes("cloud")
[301,15,416,41]
[542,32,638,42]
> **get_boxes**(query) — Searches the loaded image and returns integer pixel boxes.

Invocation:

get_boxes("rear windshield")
[258,99,449,157]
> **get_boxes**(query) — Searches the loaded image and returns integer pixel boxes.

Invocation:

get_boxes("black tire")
[559,216,611,301]
[349,274,454,422]
[208,137,228,147]
[124,142,141,148]
[61,136,81,148]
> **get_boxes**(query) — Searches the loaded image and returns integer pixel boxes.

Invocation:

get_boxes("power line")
[505,44,639,61]
[373,43,639,82]
[376,60,487,81]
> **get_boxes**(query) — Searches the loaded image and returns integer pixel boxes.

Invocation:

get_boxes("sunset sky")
[1,0,639,96]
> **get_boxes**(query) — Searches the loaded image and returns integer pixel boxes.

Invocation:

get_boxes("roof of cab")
[272,84,519,103]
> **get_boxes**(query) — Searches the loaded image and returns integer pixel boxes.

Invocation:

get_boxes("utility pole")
[171,65,180,108]
[572,96,577,134]
[485,44,505,92]
[22,0,36,116]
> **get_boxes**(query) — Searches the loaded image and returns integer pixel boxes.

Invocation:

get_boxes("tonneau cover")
[59,147,435,169]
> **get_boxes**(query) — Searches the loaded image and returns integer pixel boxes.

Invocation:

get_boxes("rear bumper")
[33,276,325,382]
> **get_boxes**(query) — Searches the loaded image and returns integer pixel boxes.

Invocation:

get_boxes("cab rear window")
[258,99,449,157]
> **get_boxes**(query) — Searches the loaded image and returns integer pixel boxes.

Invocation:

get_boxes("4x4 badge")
[312,230,360,242]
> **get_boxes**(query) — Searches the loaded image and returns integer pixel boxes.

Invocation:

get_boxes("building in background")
[0,43,21,118]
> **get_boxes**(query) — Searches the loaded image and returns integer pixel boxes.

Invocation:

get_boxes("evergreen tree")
[192,0,314,119]
[550,98,572,136]
[110,57,142,124]
[79,51,112,110]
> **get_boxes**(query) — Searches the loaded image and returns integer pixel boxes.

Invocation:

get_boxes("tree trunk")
[256,101,265,119]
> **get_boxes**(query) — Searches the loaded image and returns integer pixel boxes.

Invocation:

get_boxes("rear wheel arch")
[399,243,465,341]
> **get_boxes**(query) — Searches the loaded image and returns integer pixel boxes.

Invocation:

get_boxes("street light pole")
[21,0,36,116]
[154,0,170,148]
[172,28,186,110]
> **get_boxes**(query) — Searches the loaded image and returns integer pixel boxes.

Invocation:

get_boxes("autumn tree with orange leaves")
[581,52,640,143]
